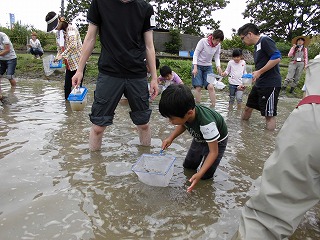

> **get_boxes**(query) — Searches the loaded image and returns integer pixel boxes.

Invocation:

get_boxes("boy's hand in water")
[161,138,172,150]
[187,172,201,192]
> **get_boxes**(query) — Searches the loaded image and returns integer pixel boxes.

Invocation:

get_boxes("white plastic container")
[42,55,55,76]
[242,73,253,86]
[67,87,88,111]
[132,153,176,187]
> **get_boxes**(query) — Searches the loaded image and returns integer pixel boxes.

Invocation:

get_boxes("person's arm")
[72,23,98,87]
[56,31,64,56]
[0,44,10,56]
[192,39,203,77]
[304,47,308,68]
[288,46,295,57]
[253,58,280,81]
[161,125,186,150]
[144,30,158,100]
[187,140,218,192]
[221,61,231,77]
[173,72,183,84]
[253,49,281,81]
[213,45,222,75]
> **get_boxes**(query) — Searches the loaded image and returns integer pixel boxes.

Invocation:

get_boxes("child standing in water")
[222,49,247,109]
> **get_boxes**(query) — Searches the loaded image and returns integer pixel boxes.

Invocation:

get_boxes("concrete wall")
[153,31,201,52]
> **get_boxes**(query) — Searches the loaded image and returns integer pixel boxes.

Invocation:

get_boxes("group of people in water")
[1,1,319,239]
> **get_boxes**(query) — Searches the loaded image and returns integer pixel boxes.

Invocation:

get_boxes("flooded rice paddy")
[0,78,319,239]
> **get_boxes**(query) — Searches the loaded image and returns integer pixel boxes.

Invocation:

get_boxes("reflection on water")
[0,79,319,239]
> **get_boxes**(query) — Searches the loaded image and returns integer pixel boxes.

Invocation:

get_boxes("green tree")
[63,0,229,37]
[164,28,182,54]
[244,0,320,41]
[64,0,91,36]
[146,0,229,36]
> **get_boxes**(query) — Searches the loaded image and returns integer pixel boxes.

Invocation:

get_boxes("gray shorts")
[89,73,152,126]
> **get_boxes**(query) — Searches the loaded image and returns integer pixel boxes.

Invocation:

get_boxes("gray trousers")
[232,58,320,240]
[283,61,304,88]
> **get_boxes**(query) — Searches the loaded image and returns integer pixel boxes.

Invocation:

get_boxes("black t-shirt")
[254,36,282,87]
[87,0,155,78]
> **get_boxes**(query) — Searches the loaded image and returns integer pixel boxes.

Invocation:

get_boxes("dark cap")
[45,11,59,32]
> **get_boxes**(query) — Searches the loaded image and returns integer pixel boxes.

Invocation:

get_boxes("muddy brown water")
[0,78,319,239]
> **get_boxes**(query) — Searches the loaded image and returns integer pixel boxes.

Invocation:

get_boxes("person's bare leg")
[242,106,253,120]
[89,124,106,151]
[266,116,276,131]
[207,83,216,107]
[9,78,16,87]
[137,123,151,146]
[194,86,202,104]
[0,76,2,99]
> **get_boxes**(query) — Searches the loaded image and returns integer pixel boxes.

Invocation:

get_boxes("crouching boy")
[159,84,228,192]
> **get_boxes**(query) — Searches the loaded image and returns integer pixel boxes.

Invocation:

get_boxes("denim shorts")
[0,58,17,79]
[89,73,152,126]
[192,65,213,89]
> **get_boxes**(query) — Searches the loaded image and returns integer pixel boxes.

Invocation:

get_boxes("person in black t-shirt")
[72,0,159,151]
[237,23,282,131]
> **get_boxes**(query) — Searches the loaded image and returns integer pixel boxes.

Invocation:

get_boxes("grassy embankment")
[15,53,305,98]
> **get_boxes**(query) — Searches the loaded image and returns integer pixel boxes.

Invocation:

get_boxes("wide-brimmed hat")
[45,11,59,32]
[291,36,310,46]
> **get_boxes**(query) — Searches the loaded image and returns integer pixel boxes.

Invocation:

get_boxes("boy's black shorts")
[246,86,281,116]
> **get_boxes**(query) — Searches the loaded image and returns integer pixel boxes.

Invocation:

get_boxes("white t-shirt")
[223,59,246,85]
[29,38,43,52]
[0,32,17,60]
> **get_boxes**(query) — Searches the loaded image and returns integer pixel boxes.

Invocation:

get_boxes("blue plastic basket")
[50,60,63,69]
[67,87,88,102]
[67,87,88,111]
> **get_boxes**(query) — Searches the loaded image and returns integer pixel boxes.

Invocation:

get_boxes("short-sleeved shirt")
[87,0,156,78]
[0,32,17,60]
[254,36,281,88]
[184,105,228,143]
[29,39,43,52]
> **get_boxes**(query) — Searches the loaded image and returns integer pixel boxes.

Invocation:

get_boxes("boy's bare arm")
[162,125,186,150]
